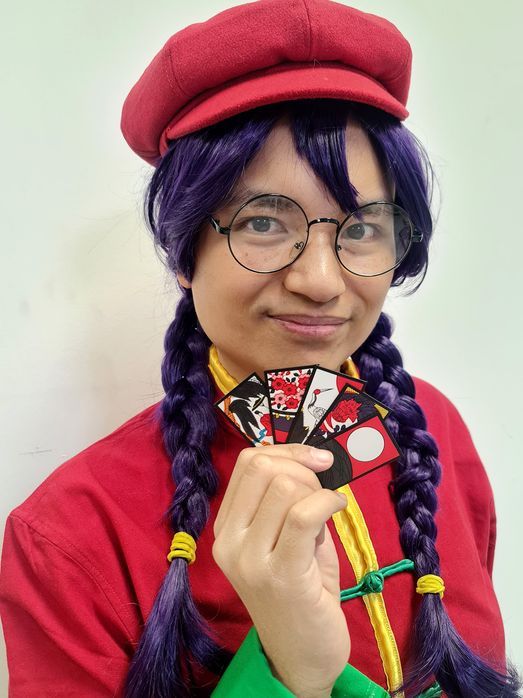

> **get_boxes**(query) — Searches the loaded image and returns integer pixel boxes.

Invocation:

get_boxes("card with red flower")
[306,387,390,446]
[316,414,401,487]
[264,366,315,443]
[286,366,366,444]
[214,373,273,446]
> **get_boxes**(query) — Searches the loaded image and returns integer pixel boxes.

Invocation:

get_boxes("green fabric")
[414,682,442,698]
[331,662,389,697]
[212,626,389,697]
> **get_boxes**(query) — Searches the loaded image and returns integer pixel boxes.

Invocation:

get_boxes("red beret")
[121,0,412,165]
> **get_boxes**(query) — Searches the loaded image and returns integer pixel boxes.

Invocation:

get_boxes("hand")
[213,444,350,698]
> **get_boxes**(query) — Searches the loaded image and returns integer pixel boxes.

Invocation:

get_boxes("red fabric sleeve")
[486,496,497,580]
[412,378,506,668]
[0,514,133,697]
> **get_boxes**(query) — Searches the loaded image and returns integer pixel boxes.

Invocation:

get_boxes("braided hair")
[124,100,520,697]
[354,314,520,696]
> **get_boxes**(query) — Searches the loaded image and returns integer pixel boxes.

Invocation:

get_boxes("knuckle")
[236,447,254,468]
[271,473,297,498]
[240,446,255,458]
[286,503,310,533]
[244,453,272,479]
[212,537,229,570]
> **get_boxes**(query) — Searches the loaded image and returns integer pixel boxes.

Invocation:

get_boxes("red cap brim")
[161,63,408,158]
[121,1,412,165]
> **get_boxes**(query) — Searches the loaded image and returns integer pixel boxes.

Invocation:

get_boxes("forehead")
[224,119,392,215]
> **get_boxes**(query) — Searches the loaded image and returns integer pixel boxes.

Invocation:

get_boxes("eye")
[249,217,278,233]
[339,222,377,243]
[235,216,289,235]
[342,223,366,240]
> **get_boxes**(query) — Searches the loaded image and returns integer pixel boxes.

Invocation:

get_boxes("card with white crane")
[285,367,366,444]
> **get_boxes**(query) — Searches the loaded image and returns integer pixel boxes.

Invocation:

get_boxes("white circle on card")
[346,426,385,461]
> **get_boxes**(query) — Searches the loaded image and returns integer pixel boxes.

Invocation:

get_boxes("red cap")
[121,0,412,165]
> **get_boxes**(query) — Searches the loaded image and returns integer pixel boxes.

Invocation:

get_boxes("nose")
[282,222,346,303]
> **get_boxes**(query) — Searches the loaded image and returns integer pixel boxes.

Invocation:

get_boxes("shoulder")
[7,401,172,551]
[412,374,461,416]
[411,374,483,459]
[410,374,495,518]
[1,403,173,648]
[411,375,475,444]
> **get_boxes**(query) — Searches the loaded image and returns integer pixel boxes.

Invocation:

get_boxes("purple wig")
[124,100,520,698]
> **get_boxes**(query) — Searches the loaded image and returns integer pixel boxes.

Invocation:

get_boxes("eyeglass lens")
[228,195,412,275]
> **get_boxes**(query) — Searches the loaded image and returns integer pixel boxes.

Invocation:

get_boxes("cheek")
[350,272,392,310]
[347,274,392,349]
[190,253,271,336]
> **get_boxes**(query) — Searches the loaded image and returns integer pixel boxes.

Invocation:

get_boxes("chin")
[276,349,346,372]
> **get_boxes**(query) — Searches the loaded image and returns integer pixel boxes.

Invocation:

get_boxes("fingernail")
[309,447,333,464]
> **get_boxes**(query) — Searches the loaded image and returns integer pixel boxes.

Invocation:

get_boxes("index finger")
[215,444,333,533]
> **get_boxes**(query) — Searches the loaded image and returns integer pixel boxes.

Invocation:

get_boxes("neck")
[207,344,359,394]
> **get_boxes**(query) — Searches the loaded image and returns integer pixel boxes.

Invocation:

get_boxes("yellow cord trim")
[208,347,403,691]
[340,357,359,379]
[209,345,237,394]
[416,574,445,599]
[333,485,404,694]
[167,532,197,564]
[335,361,403,693]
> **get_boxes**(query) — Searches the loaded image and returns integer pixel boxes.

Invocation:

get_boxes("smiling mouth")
[271,314,346,325]
[269,314,347,337]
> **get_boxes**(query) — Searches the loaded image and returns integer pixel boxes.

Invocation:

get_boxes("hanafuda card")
[215,373,273,446]
[314,414,401,489]
[286,366,366,444]
[264,366,315,443]
[306,388,389,446]
[215,364,402,489]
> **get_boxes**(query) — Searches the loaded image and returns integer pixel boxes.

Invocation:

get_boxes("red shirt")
[0,377,506,696]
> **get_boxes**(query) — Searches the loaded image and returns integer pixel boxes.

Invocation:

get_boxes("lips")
[269,314,347,338]
[270,314,346,326]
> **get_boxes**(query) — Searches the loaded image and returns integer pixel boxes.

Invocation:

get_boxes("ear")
[176,272,192,289]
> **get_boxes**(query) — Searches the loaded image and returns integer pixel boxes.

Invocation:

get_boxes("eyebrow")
[222,188,394,213]
[357,197,393,205]
[223,187,275,210]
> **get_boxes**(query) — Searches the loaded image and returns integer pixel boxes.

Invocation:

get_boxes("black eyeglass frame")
[209,193,424,277]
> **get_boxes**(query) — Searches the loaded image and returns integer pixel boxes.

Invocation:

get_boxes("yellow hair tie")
[416,574,445,599]
[167,532,197,565]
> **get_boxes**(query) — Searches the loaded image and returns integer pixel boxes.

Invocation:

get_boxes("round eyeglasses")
[209,193,423,276]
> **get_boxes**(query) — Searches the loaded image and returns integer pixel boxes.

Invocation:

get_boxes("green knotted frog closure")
[340,559,415,601]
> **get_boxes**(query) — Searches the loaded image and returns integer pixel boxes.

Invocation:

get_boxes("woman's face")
[179,120,394,382]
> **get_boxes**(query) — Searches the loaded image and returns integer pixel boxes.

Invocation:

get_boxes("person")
[0,1,520,697]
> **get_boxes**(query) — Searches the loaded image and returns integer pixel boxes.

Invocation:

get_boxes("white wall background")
[1,0,522,691]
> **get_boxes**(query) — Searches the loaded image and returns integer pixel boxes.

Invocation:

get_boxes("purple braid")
[354,314,520,697]
[123,99,520,697]
[125,112,281,697]
[125,292,231,698]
